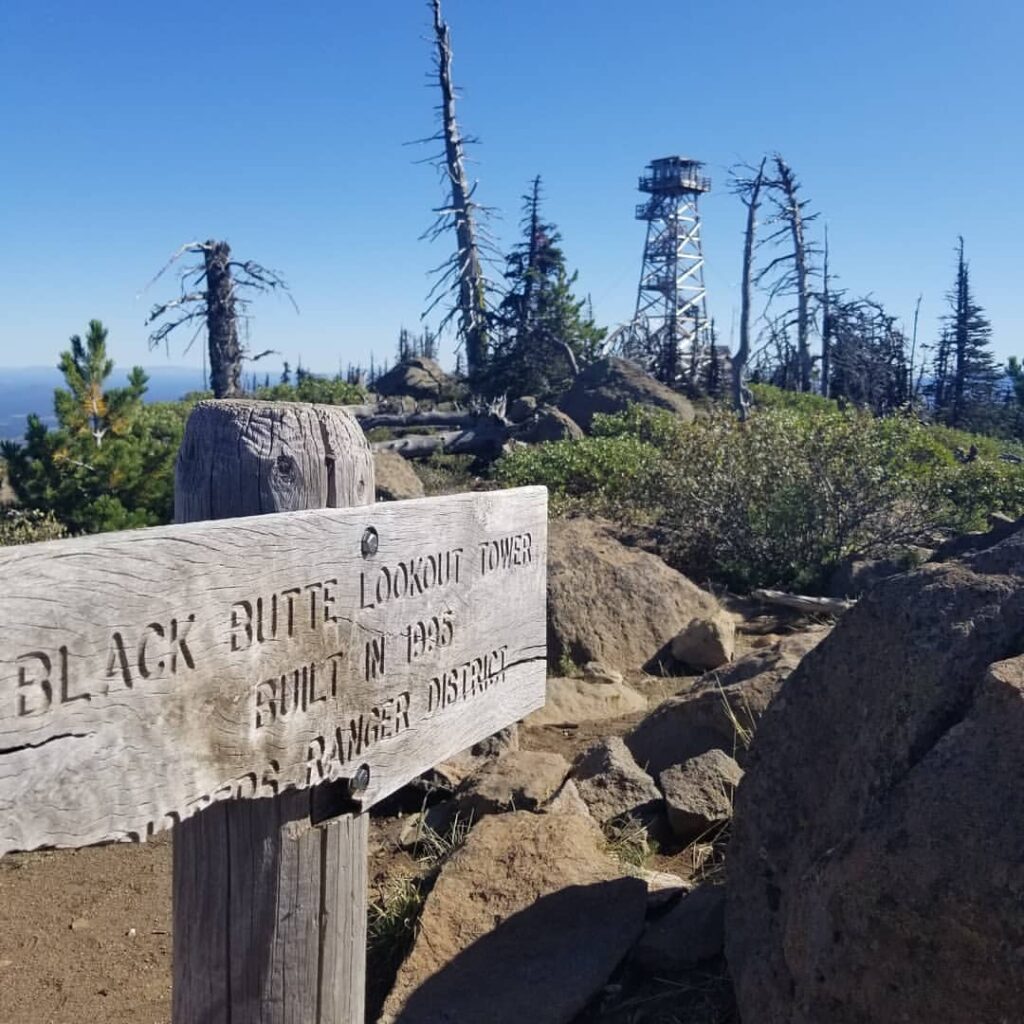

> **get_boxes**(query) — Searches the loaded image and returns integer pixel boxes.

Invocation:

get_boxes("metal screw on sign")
[349,764,371,795]
[361,527,379,558]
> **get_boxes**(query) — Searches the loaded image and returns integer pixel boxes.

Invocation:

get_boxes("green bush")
[750,383,840,416]
[254,376,364,405]
[494,434,663,517]
[496,398,1024,592]
[0,508,68,546]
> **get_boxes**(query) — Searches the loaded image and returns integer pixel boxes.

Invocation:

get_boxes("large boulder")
[547,517,723,674]
[557,357,695,432]
[626,629,827,775]
[525,676,647,728]
[727,529,1024,1024]
[374,356,460,402]
[373,449,425,501]
[381,811,647,1024]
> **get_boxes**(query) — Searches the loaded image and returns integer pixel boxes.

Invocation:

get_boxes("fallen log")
[750,589,853,616]
[372,420,509,459]
[358,410,480,431]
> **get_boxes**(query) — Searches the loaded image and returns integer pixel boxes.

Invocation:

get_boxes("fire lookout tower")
[620,156,712,386]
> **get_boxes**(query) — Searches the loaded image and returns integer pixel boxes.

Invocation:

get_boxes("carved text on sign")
[0,488,547,854]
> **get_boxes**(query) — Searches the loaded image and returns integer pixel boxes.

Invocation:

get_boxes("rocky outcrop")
[727,529,1024,1024]
[374,356,461,402]
[547,517,724,674]
[660,749,742,841]
[572,737,662,825]
[381,811,647,1024]
[557,357,695,432]
[626,629,827,775]
[525,677,647,728]
[373,449,425,501]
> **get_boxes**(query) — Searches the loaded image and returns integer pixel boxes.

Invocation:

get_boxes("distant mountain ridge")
[0,366,207,441]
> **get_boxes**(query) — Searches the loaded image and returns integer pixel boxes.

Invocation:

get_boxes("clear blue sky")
[1,0,1020,381]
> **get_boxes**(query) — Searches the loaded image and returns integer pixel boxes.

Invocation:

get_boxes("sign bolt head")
[361,527,379,558]
[350,764,371,795]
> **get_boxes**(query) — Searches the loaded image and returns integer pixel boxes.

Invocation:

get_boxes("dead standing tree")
[145,240,294,398]
[420,0,493,380]
[756,155,819,393]
[731,158,767,419]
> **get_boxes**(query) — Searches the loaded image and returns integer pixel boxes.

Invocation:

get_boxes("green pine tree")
[932,237,1000,428]
[488,177,605,399]
[1,321,192,534]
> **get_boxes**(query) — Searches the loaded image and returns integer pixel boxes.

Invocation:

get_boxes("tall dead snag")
[757,155,818,393]
[820,224,832,397]
[776,156,813,391]
[145,240,293,398]
[421,0,491,379]
[731,158,767,419]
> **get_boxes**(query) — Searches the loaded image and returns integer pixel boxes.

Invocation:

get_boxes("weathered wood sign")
[0,487,547,856]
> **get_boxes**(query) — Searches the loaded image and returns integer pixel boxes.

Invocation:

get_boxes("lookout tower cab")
[637,156,711,208]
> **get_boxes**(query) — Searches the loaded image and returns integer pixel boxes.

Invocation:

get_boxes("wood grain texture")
[172,401,375,1024]
[0,468,547,855]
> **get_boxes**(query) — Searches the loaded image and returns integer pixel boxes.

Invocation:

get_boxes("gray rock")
[454,750,570,819]
[375,355,462,402]
[508,395,538,423]
[373,449,425,502]
[670,612,736,671]
[513,406,584,444]
[544,778,592,818]
[557,357,695,433]
[660,749,743,842]
[632,884,725,974]
[381,811,647,1024]
[573,737,662,825]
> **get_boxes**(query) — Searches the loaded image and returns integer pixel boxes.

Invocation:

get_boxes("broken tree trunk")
[203,241,244,399]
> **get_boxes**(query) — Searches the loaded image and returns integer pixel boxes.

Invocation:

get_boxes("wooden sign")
[0,486,547,856]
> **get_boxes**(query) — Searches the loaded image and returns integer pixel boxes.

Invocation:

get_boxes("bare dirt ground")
[0,836,172,1024]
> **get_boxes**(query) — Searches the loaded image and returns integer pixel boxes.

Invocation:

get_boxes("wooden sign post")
[0,401,548,1023]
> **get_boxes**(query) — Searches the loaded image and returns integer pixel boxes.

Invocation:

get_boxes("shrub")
[494,434,663,517]
[254,376,364,406]
[657,407,1024,591]
[0,508,68,546]
[496,397,1024,592]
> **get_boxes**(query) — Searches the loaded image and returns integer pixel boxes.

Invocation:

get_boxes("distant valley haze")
[0,365,215,440]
